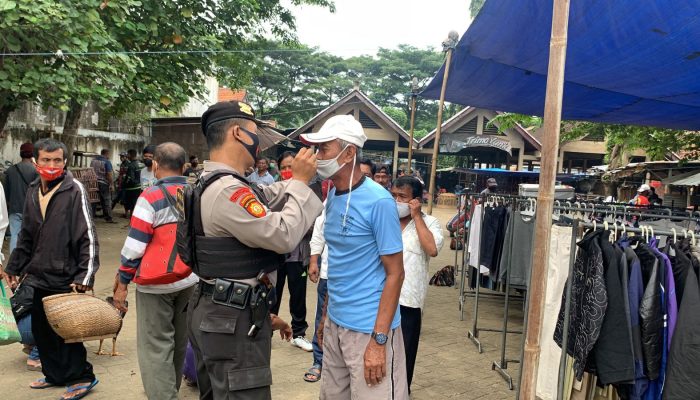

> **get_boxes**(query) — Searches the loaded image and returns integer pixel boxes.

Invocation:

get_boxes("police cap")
[201,101,262,136]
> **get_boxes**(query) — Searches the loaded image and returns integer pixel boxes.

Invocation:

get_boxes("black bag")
[176,170,258,268]
[10,282,34,320]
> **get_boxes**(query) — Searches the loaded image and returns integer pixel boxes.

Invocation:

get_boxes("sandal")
[303,364,322,383]
[26,360,42,371]
[60,379,99,400]
[30,377,56,389]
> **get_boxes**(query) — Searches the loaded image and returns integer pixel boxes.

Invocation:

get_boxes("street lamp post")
[407,76,420,175]
[427,31,459,215]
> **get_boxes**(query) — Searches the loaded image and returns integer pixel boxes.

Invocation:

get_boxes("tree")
[347,45,448,132]
[244,42,351,128]
[0,0,135,136]
[1,0,334,157]
[470,0,486,18]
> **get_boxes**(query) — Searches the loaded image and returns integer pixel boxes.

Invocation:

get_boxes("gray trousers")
[187,284,273,400]
[92,181,113,220]
[136,286,194,400]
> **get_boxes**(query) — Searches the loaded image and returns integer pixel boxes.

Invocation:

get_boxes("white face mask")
[316,145,349,180]
[396,202,411,218]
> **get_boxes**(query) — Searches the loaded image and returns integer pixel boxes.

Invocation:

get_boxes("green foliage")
[0,0,334,131]
[470,0,486,18]
[382,106,408,128]
[246,43,449,130]
[243,41,351,127]
[486,113,699,166]
[0,0,136,119]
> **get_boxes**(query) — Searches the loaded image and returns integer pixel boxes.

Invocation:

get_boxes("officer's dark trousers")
[270,261,308,338]
[32,288,96,386]
[188,284,272,400]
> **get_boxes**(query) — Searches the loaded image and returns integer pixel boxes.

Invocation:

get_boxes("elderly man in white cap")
[302,115,408,400]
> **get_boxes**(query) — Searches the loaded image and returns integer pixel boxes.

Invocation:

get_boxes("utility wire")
[0,48,380,57]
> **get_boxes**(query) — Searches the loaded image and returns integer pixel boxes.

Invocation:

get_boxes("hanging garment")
[663,259,700,399]
[498,210,535,288]
[634,244,663,381]
[554,230,608,381]
[479,205,508,272]
[536,224,573,400]
[614,246,649,400]
[467,204,488,274]
[653,247,677,349]
[664,242,691,308]
[590,232,636,385]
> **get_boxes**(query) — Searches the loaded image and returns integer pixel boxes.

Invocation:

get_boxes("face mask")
[239,127,260,161]
[191,162,198,168]
[280,170,293,181]
[316,145,349,180]
[35,164,64,182]
[396,201,411,218]
[144,159,153,167]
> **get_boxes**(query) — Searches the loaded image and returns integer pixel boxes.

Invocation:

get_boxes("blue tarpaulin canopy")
[422,1,700,130]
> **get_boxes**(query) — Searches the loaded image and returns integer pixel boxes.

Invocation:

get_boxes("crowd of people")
[0,101,445,400]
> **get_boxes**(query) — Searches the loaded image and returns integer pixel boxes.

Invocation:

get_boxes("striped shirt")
[119,176,197,294]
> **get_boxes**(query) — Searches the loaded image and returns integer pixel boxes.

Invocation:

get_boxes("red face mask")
[35,164,64,181]
[280,170,293,181]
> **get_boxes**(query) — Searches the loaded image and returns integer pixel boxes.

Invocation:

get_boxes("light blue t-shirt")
[325,177,403,334]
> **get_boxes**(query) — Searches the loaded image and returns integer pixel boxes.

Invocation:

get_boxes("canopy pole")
[427,31,459,215]
[407,96,417,174]
[519,0,571,399]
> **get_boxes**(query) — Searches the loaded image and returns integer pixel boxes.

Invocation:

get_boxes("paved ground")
[0,205,523,399]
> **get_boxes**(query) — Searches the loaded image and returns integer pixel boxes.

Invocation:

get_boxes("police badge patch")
[239,192,266,218]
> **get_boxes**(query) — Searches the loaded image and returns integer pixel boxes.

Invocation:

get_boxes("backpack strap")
[157,184,181,218]
[193,170,268,237]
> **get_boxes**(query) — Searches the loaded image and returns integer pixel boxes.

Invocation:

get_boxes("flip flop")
[30,378,56,389]
[303,365,322,383]
[60,379,99,400]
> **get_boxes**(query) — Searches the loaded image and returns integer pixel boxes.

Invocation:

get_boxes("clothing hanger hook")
[672,228,677,243]
[649,226,654,241]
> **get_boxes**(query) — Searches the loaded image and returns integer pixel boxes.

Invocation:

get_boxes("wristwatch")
[371,331,388,345]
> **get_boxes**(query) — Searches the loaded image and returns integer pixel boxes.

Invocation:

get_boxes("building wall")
[0,127,145,169]
[151,119,207,161]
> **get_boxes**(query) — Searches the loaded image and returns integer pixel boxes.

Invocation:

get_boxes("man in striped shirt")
[113,142,198,400]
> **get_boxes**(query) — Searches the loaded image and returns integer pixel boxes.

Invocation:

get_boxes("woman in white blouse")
[390,176,444,393]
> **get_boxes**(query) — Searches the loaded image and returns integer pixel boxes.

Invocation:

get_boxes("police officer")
[187,101,324,399]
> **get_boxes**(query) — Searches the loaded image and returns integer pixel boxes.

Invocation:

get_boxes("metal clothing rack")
[552,220,695,400]
[487,201,696,392]
[464,195,527,356]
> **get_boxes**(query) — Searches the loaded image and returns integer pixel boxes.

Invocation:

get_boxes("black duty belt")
[200,279,252,310]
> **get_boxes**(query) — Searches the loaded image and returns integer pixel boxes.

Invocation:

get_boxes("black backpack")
[176,170,261,269]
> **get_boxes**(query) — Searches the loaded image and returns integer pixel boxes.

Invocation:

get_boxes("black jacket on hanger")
[635,244,663,380]
[663,265,700,399]
[667,241,692,305]
[591,232,636,385]
[554,229,608,380]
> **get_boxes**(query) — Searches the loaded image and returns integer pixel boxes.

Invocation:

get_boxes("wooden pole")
[427,31,459,215]
[407,95,417,174]
[519,0,571,399]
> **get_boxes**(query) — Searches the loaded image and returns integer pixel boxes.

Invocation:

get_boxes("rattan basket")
[42,293,122,343]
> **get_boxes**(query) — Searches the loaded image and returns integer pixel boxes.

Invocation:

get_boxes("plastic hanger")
[672,228,677,244]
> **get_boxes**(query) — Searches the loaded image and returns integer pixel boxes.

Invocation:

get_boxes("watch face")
[375,333,388,345]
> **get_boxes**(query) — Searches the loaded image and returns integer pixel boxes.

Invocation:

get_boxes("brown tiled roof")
[218,88,247,102]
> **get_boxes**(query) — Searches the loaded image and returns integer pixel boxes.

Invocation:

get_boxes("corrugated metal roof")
[667,171,700,186]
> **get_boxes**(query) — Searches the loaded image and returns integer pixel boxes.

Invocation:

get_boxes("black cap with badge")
[201,101,262,136]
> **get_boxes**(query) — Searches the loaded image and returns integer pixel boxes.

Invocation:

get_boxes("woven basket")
[42,293,122,343]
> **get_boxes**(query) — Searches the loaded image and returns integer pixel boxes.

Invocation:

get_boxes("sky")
[289,0,473,57]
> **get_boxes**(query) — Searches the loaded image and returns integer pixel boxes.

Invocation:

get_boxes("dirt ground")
[0,205,521,399]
